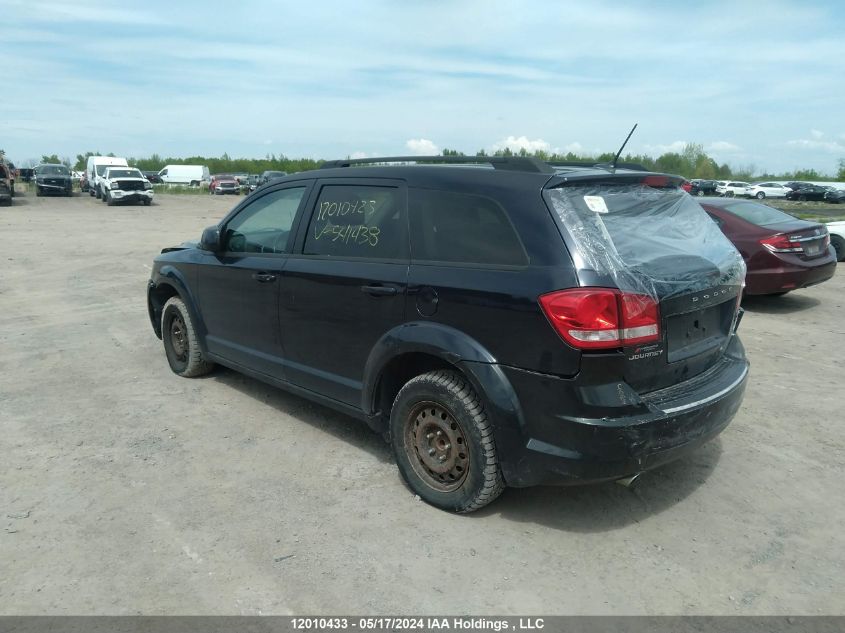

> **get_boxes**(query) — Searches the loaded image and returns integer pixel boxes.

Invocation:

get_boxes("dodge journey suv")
[147,156,749,512]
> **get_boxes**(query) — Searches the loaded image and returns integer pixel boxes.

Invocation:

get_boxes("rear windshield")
[715,200,797,226]
[545,184,745,301]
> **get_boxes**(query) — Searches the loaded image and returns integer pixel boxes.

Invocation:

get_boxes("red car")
[701,198,836,296]
[208,174,240,195]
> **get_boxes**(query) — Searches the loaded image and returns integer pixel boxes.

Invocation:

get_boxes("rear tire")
[831,235,845,262]
[161,296,214,377]
[390,370,505,513]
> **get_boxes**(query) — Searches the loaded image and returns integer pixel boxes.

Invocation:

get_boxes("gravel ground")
[0,190,843,615]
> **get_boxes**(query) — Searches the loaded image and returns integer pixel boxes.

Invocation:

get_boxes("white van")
[87,156,128,198]
[158,165,209,187]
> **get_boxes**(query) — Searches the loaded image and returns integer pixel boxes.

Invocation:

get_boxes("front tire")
[161,296,214,377]
[390,370,504,513]
[756,192,765,199]
[106,191,114,206]
[36,186,42,196]
[831,235,845,262]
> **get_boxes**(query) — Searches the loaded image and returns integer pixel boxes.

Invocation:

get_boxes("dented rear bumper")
[496,335,749,487]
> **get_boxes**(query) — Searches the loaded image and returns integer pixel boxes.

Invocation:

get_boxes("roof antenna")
[610,123,638,171]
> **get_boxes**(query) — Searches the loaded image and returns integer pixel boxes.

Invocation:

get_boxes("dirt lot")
[1,190,843,615]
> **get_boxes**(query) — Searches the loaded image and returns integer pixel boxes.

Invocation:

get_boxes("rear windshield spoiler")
[545,172,686,190]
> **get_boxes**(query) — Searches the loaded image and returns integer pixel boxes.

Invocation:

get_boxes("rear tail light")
[538,288,660,350]
[760,234,803,253]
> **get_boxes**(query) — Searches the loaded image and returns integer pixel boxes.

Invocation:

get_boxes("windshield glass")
[717,200,797,226]
[108,169,141,178]
[546,184,745,301]
[39,165,69,175]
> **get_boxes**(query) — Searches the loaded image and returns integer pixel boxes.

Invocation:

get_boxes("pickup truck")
[100,167,154,206]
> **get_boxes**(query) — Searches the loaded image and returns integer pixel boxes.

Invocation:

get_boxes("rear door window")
[303,184,407,260]
[409,188,527,266]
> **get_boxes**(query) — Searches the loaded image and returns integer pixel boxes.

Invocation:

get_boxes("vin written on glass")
[317,199,377,222]
[314,222,380,246]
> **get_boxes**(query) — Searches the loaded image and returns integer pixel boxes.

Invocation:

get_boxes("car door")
[195,182,312,378]
[280,178,409,406]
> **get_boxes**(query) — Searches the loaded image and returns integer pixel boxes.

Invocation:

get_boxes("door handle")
[252,272,277,283]
[361,284,398,297]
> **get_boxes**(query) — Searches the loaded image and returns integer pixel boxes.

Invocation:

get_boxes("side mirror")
[200,226,222,252]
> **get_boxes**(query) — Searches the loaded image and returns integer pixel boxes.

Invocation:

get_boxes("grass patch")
[151,185,209,195]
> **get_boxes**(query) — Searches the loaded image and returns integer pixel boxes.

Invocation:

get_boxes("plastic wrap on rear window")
[547,184,746,301]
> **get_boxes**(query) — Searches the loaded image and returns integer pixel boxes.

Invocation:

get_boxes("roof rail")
[319,155,555,174]
[547,160,650,172]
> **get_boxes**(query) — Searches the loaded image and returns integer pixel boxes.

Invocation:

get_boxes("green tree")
[838,159,845,181]
[41,154,62,165]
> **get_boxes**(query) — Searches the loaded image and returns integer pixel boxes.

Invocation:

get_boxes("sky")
[2,0,844,175]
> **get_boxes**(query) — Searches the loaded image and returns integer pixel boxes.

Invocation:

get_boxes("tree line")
[27,145,845,182]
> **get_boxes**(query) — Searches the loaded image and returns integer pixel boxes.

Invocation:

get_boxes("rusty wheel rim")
[404,401,469,492]
[169,314,188,362]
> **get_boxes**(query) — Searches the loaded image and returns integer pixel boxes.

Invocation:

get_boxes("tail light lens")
[760,234,803,253]
[538,288,660,350]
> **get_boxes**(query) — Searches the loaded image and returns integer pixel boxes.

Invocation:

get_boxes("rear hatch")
[544,177,746,393]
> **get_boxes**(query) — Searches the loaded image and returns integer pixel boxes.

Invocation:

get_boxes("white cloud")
[707,141,741,152]
[405,139,439,155]
[787,138,845,153]
[562,142,583,154]
[810,129,824,139]
[350,151,368,159]
[492,136,552,154]
[643,141,687,155]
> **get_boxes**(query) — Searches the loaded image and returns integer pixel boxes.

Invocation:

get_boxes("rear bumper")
[745,250,836,294]
[492,335,749,487]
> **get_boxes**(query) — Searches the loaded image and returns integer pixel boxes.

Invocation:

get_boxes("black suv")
[35,163,73,196]
[147,156,749,512]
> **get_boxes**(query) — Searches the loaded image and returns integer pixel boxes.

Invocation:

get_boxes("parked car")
[87,155,128,199]
[18,168,35,183]
[825,221,845,261]
[208,174,241,195]
[0,163,12,206]
[823,189,845,204]
[715,181,750,197]
[680,180,692,193]
[147,156,750,512]
[100,167,154,206]
[245,174,261,194]
[34,163,73,196]
[783,181,812,191]
[743,182,790,199]
[158,164,209,186]
[258,170,287,186]
[689,179,718,196]
[143,171,163,184]
[700,198,835,295]
[785,184,831,201]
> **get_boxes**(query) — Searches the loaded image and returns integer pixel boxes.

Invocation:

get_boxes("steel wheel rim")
[169,314,188,362]
[404,401,469,492]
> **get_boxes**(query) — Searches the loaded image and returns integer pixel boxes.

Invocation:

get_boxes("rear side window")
[304,185,406,259]
[409,188,527,266]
